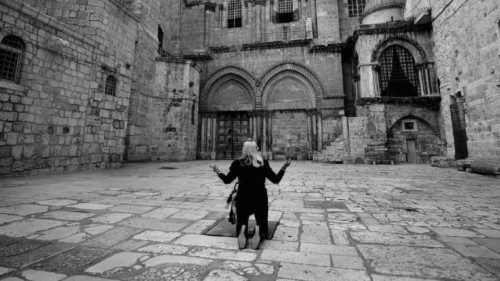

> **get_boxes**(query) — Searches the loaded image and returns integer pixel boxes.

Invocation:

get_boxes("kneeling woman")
[211,139,290,250]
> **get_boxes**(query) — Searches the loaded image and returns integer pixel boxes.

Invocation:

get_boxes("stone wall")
[337,0,362,42]
[126,60,200,162]
[271,111,310,160]
[0,1,130,175]
[405,0,500,159]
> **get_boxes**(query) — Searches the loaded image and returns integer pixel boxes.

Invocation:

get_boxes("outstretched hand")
[283,158,292,169]
[209,164,220,174]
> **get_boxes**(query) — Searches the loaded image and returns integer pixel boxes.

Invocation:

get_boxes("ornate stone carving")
[370,34,429,63]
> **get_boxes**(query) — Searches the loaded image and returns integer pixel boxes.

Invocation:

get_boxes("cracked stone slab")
[0,204,49,216]
[431,227,482,237]
[0,236,20,247]
[0,218,66,237]
[141,207,180,219]
[0,214,23,225]
[277,262,370,281]
[81,226,141,248]
[85,252,148,274]
[170,209,209,220]
[0,243,74,268]
[300,224,332,244]
[261,240,299,251]
[300,243,358,256]
[63,276,119,281]
[182,220,217,234]
[111,240,149,251]
[132,230,181,242]
[204,269,247,281]
[37,200,78,207]
[68,203,113,210]
[31,247,114,273]
[447,243,500,259]
[90,213,133,224]
[108,205,155,214]
[118,217,189,232]
[0,239,49,257]
[174,234,237,249]
[143,255,214,267]
[0,266,13,276]
[358,245,498,281]
[36,226,81,241]
[261,249,330,266]
[188,247,257,261]
[272,226,299,242]
[371,275,441,281]
[368,225,408,234]
[40,211,95,221]
[137,244,189,255]
[351,232,444,247]
[21,269,67,281]
[130,265,206,280]
[331,255,365,269]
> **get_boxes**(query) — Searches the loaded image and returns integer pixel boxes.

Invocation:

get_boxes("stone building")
[0,0,498,175]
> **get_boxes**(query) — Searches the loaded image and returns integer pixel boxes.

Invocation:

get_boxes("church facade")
[0,0,498,175]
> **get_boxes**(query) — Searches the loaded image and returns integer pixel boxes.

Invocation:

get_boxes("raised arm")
[264,160,286,184]
[217,161,238,184]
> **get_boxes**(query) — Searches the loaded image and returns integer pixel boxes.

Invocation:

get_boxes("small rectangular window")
[228,0,242,28]
[402,120,417,132]
[348,0,366,18]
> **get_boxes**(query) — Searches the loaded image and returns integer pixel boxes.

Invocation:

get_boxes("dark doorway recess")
[450,95,468,159]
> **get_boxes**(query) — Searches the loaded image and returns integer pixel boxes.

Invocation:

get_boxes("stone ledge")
[355,21,432,36]
[0,80,25,92]
[356,96,441,110]
[242,39,312,51]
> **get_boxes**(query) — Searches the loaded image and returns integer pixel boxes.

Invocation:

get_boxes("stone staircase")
[313,138,345,163]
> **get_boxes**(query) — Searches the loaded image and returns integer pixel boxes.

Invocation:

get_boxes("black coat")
[218,159,285,191]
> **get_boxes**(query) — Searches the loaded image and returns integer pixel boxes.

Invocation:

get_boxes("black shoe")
[249,225,261,250]
[238,225,247,249]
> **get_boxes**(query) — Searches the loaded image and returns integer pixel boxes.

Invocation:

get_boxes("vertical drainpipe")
[311,0,317,38]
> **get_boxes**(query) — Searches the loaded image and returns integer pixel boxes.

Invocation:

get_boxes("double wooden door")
[217,112,250,159]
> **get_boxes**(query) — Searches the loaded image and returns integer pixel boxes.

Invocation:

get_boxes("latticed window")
[348,0,365,17]
[379,45,419,97]
[276,0,294,23]
[227,0,242,28]
[0,35,25,84]
[105,75,117,96]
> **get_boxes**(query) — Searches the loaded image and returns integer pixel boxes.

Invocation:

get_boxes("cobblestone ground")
[0,161,499,281]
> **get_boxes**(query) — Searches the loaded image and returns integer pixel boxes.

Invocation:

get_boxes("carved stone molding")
[370,34,429,63]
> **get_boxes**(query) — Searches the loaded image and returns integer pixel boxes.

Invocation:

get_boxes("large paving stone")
[21,269,67,281]
[0,219,66,237]
[30,247,114,273]
[173,234,237,249]
[118,217,189,232]
[37,226,81,241]
[0,239,49,257]
[300,243,358,256]
[0,236,20,247]
[68,203,113,210]
[431,227,482,237]
[141,207,180,219]
[371,275,441,281]
[40,211,95,221]
[277,262,370,281]
[63,276,119,281]
[137,244,188,255]
[111,240,148,251]
[0,214,23,225]
[473,237,500,253]
[261,249,330,266]
[0,204,49,216]
[358,244,498,281]
[0,266,13,275]
[37,200,78,207]
[0,243,74,268]
[171,209,209,220]
[132,230,181,242]
[260,240,299,251]
[272,226,299,242]
[81,227,141,248]
[300,224,332,244]
[188,247,257,261]
[90,213,133,224]
[182,219,217,234]
[204,269,247,281]
[143,255,213,267]
[127,265,206,280]
[85,252,147,274]
[108,205,154,214]
[351,232,444,247]
[447,243,500,258]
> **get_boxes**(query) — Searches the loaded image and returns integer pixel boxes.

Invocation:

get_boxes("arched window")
[348,0,366,17]
[379,45,419,97]
[0,35,25,83]
[105,75,117,96]
[227,0,242,28]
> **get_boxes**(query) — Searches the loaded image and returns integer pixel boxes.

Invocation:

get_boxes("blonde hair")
[239,140,263,167]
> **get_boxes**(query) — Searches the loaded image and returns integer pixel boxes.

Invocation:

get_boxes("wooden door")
[217,112,250,159]
[406,139,417,163]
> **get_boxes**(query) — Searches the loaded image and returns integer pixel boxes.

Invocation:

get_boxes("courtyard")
[0,161,499,281]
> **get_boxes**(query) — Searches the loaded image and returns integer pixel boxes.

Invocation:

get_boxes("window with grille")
[227,0,242,28]
[0,35,25,84]
[276,0,294,23]
[105,75,117,96]
[379,45,419,97]
[348,0,365,17]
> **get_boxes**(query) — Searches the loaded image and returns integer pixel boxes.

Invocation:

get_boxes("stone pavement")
[0,161,499,281]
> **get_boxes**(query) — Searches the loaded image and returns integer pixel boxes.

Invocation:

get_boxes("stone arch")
[0,27,33,54]
[200,66,257,111]
[371,35,429,64]
[387,109,439,134]
[258,62,324,109]
[262,71,316,109]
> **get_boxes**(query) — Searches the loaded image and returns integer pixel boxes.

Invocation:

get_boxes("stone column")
[312,113,317,150]
[306,111,312,151]
[342,116,351,156]
[222,0,228,28]
[262,112,268,158]
[358,63,380,97]
[206,115,212,155]
[249,112,253,137]
[417,64,427,95]
[316,112,322,151]
[267,112,273,160]
[211,116,217,159]
[201,116,206,158]
[253,115,257,141]
[424,65,432,96]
